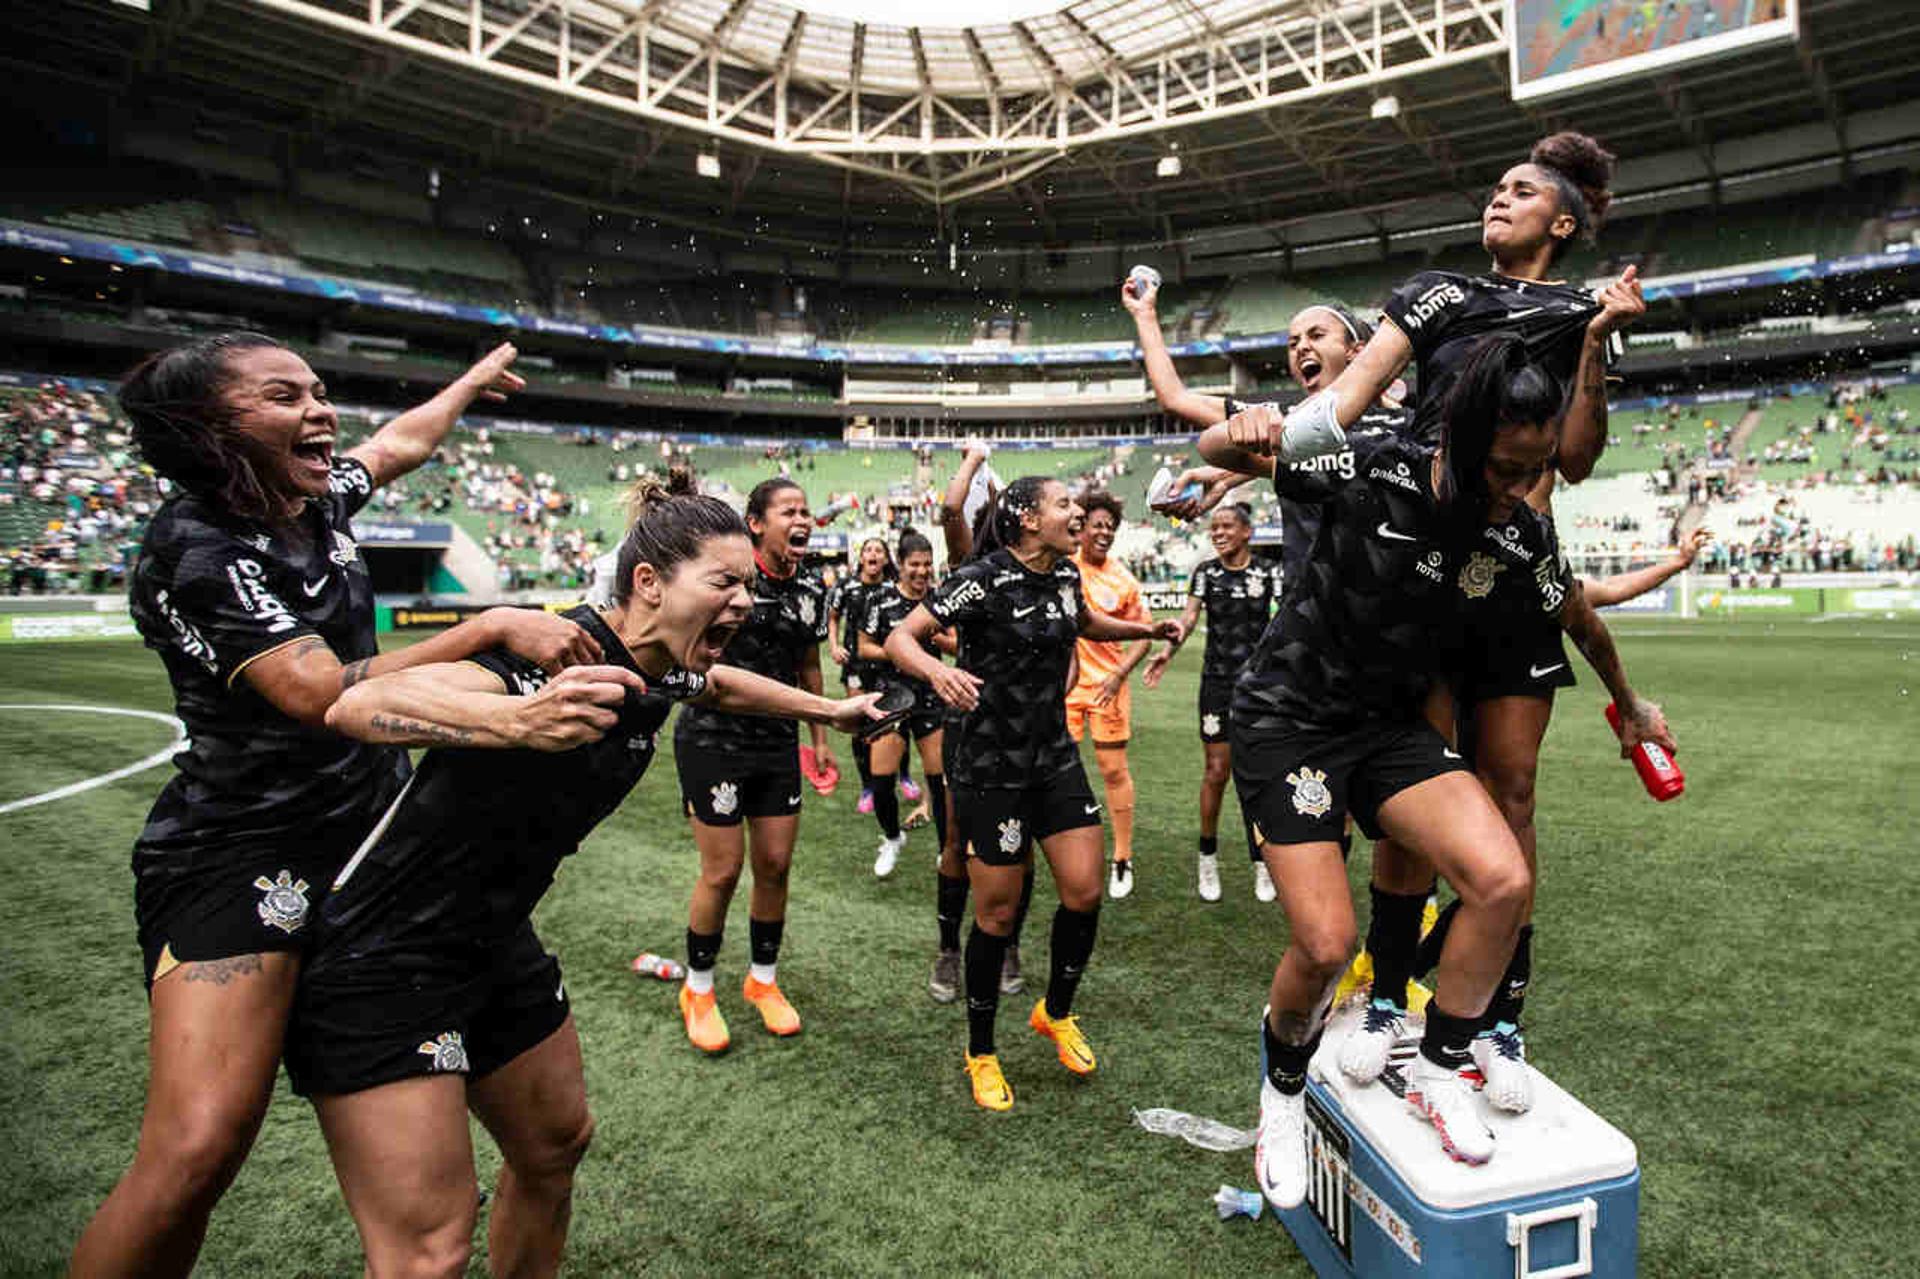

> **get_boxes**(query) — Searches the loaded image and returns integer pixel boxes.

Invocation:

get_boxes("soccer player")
[926,443,1028,1002]
[73,334,596,1278]
[886,477,1183,1111]
[671,477,834,1054]
[1064,490,1153,899]
[857,529,953,878]
[1141,502,1282,902]
[1206,334,1671,1196]
[289,476,878,1277]
[1233,133,1650,1109]
[828,537,919,816]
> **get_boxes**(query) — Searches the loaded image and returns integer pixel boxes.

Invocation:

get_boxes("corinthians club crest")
[998,818,1024,855]
[710,781,739,817]
[1286,767,1333,818]
[1458,551,1506,600]
[253,870,310,934]
[417,1031,469,1073]
[1201,713,1223,737]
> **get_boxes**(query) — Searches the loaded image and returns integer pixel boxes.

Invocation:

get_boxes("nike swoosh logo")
[1375,523,1417,543]
[1530,663,1566,679]
[1508,306,1543,319]
[1084,803,1101,815]
[1012,606,1037,618]
[1442,748,1461,760]
[788,794,802,805]
[302,576,328,596]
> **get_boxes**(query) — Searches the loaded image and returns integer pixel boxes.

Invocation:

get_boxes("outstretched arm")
[939,442,993,563]
[1558,581,1674,757]
[1124,277,1228,426]
[699,664,879,734]
[1142,594,1204,688]
[1581,528,1708,608]
[348,342,525,487]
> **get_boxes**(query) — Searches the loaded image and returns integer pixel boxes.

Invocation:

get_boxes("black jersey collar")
[571,604,646,681]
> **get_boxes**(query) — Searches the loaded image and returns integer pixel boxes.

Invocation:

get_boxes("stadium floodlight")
[1370,95,1401,120]
[696,152,722,179]
[1156,154,1181,178]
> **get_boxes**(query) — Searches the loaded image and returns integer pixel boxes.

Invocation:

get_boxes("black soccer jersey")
[128,457,408,864]
[1232,433,1570,734]
[860,585,943,700]
[1186,556,1281,680]
[674,560,829,760]
[1382,271,1603,447]
[828,577,882,658]
[311,606,707,964]
[924,548,1083,789]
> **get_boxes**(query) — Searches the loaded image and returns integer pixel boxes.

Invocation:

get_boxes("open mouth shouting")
[292,431,336,483]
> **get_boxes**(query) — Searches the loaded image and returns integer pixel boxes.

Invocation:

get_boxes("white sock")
[685,966,715,995]
[749,961,778,985]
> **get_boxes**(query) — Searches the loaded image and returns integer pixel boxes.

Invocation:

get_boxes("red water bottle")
[1606,702,1685,801]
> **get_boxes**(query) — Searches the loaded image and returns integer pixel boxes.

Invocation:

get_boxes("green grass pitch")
[0,617,1916,1276]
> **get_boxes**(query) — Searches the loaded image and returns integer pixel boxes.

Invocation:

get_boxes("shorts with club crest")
[135,844,346,989]
[283,922,570,1098]
[1198,675,1237,744]
[675,741,804,826]
[1231,718,1470,848]
[953,762,1103,867]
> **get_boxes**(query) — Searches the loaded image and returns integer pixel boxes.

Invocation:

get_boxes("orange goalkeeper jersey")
[1071,550,1146,685]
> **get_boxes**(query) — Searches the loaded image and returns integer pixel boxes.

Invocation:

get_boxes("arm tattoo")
[368,711,475,746]
[340,658,373,690]
[182,954,265,985]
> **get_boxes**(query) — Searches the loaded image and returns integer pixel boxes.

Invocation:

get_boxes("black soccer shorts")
[1458,607,1577,703]
[676,741,804,825]
[1198,674,1236,744]
[953,762,1103,867]
[284,923,570,1098]
[1232,718,1470,848]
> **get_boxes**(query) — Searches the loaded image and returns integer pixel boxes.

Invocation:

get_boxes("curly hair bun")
[1530,131,1615,225]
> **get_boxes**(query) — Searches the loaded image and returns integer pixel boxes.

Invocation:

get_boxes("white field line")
[0,704,187,816]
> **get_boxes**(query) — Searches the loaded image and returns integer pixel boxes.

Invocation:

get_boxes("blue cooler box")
[1267,1004,1639,1278]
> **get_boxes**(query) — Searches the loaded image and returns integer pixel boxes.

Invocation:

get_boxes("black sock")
[686,927,722,973]
[1044,905,1099,1019]
[748,917,784,968]
[1010,864,1035,943]
[899,754,914,787]
[1484,924,1532,1029]
[936,871,967,952]
[926,773,948,852]
[852,736,874,790]
[1198,834,1219,857]
[1420,1002,1479,1071]
[1366,885,1429,1012]
[965,925,1011,1055]
[1262,1013,1321,1096]
[871,772,901,839]
[1414,897,1463,977]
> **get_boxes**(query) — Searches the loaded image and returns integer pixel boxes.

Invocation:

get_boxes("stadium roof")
[14,0,1920,251]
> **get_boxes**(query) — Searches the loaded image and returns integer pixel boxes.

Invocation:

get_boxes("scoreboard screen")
[1508,0,1798,101]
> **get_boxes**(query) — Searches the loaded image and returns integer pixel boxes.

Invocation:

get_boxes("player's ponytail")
[1529,131,1615,261]
[1436,333,1564,518]
[971,475,1051,558]
[610,465,746,603]
[120,331,292,525]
